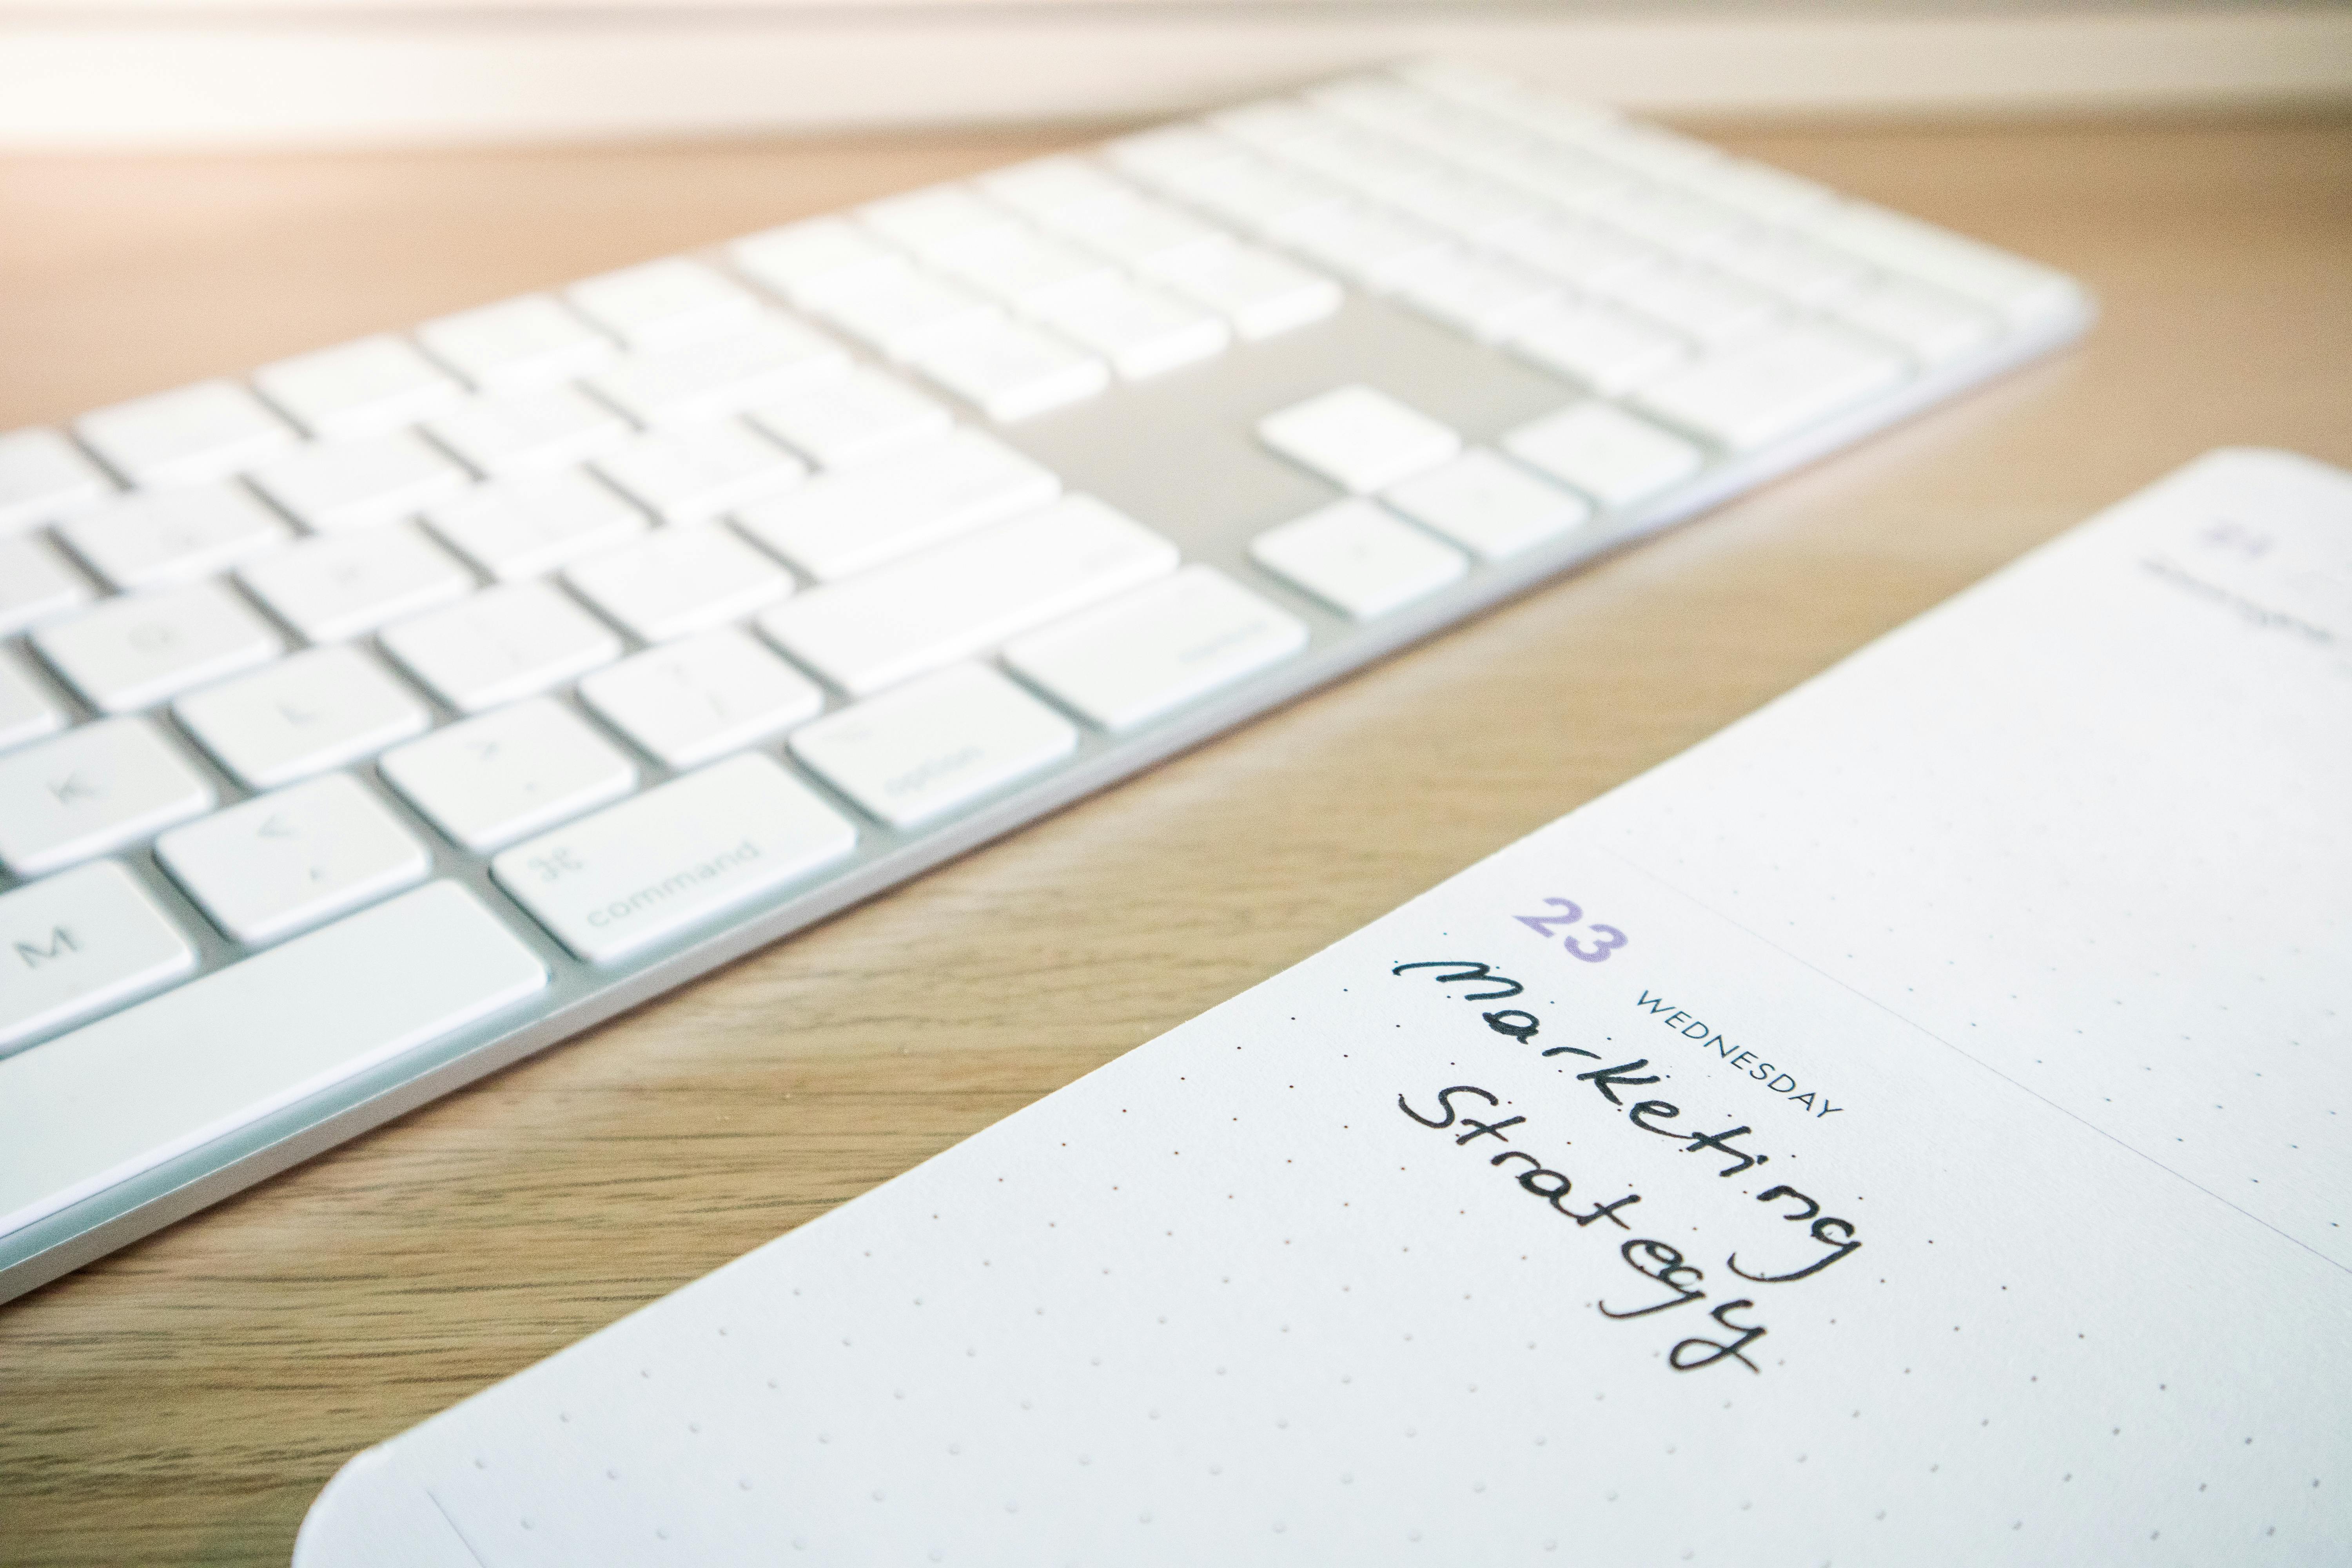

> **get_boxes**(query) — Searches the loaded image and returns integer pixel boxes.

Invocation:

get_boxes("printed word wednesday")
[1630,991,1843,1118]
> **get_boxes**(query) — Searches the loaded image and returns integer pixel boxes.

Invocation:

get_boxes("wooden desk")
[2,112,2347,1567]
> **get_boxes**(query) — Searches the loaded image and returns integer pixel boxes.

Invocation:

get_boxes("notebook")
[295,448,2352,1565]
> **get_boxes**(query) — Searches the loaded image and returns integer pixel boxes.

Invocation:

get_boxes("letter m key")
[15,925,79,967]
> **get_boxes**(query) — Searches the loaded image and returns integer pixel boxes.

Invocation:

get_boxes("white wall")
[1,2,2347,146]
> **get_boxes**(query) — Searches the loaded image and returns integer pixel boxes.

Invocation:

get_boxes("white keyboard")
[0,61,2089,1302]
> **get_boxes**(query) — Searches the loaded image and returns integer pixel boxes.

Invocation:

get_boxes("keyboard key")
[1837,278,1999,365]
[1264,203,1451,290]
[1708,231,1873,307]
[1384,171,1546,241]
[0,718,215,876]
[1272,101,1417,158]
[1156,154,1344,234]
[1382,449,1593,560]
[583,318,850,428]
[492,751,855,963]
[730,218,902,309]
[859,185,1023,261]
[1392,250,1561,341]
[1254,116,1407,174]
[1311,80,1526,164]
[564,524,793,644]
[1209,102,1334,154]
[0,650,68,753]
[1101,123,1238,183]
[578,628,822,769]
[0,535,96,636]
[933,229,1120,311]
[239,523,475,643]
[253,335,462,438]
[1503,401,1704,510]
[74,381,297,488]
[1583,185,1751,256]
[379,697,636,852]
[1004,565,1308,731]
[592,422,806,526]
[1144,243,1341,340]
[1669,158,1835,226]
[748,368,952,469]
[247,431,473,534]
[156,772,431,945]
[909,318,1112,423]
[56,483,294,590]
[1630,325,1909,451]
[379,581,621,713]
[733,429,1060,583]
[815,264,1004,362]
[0,428,113,534]
[417,295,615,393]
[1803,200,2080,325]
[424,387,630,477]
[1278,130,1441,205]
[1307,75,1466,130]
[566,258,764,351]
[424,468,649,582]
[1249,498,1468,619]
[1598,265,1784,347]
[174,644,432,789]
[1472,145,1633,213]
[1040,193,1227,271]
[1487,213,1661,290]
[1570,118,1725,182]
[33,581,283,715]
[1503,298,1693,395]
[1031,277,1230,379]
[976,156,1134,223]
[758,494,1178,695]
[0,880,546,1240]
[1363,111,1535,177]
[0,860,196,1052]
[1256,385,1462,494]
[788,662,1076,829]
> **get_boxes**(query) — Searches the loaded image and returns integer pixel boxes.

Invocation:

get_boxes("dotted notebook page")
[299,450,2352,1567]
[1574,446,2352,1265]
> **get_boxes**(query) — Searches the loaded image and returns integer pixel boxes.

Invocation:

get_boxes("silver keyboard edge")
[0,297,2091,1306]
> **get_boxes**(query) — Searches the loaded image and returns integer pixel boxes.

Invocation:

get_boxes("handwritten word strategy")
[1388,956,1866,1373]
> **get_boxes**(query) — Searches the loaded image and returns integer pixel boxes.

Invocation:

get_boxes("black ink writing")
[1728,1187,1862,1283]
[1392,960,1524,1001]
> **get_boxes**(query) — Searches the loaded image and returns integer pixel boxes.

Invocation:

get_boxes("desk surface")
[2,111,2348,1567]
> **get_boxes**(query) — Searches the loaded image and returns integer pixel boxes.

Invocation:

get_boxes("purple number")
[1514,897,1583,937]
[1563,924,1628,963]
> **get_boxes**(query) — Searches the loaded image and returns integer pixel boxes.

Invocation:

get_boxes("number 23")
[1515,897,1629,963]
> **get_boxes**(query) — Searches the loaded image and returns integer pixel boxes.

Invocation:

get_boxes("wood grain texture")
[1,112,2347,1567]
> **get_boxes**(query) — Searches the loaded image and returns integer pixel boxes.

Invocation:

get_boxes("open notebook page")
[298,447,2352,1565]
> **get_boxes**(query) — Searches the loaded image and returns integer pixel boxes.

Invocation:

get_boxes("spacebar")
[0,880,548,1241]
